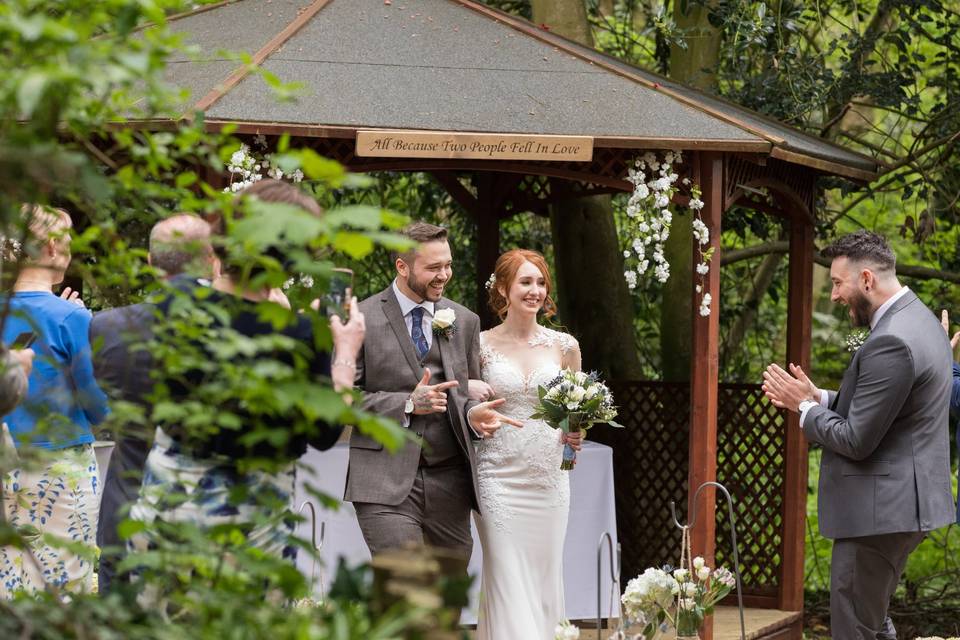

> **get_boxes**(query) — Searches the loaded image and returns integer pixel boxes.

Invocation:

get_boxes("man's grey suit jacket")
[803,290,955,539]
[344,285,481,509]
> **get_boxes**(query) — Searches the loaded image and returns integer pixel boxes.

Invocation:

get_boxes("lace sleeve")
[558,332,578,355]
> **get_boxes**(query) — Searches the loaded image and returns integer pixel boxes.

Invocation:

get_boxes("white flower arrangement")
[555,620,580,640]
[621,150,713,316]
[846,329,869,352]
[225,141,304,193]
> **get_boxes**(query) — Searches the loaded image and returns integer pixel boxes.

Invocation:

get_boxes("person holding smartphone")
[0,204,109,597]
[126,180,365,593]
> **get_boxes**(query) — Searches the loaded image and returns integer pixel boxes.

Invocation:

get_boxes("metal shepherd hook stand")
[596,531,621,639]
[670,481,746,640]
[297,500,327,598]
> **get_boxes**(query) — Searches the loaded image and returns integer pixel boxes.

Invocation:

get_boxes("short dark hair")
[821,230,896,274]
[393,222,448,264]
[212,179,322,275]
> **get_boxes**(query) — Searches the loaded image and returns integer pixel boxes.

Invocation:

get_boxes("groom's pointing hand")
[411,367,459,415]
[468,397,523,438]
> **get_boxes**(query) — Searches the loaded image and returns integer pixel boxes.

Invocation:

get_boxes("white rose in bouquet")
[433,308,456,329]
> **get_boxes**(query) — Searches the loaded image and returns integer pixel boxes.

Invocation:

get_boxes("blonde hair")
[487,249,557,321]
[3,204,72,264]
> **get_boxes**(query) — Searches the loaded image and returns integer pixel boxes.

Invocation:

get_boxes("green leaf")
[118,518,147,540]
[332,231,375,258]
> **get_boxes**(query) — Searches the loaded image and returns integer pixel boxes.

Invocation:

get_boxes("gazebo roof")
[156,0,880,181]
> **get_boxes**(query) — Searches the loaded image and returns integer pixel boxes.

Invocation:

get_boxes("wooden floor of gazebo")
[463,606,802,639]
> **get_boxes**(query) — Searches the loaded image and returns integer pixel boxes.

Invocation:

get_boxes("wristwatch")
[404,395,415,414]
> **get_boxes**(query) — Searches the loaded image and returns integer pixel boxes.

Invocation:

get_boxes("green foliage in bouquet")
[530,370,624,470]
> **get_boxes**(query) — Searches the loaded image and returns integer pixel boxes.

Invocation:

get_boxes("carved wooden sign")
[356,130,593,162]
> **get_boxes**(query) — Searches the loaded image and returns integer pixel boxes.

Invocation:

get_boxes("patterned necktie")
[410,307,429,359]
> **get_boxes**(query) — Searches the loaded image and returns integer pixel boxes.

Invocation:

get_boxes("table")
[293,440,620,622]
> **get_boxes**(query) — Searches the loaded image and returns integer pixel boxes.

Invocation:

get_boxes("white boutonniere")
[432,308,457,339]
[846,329,869,352]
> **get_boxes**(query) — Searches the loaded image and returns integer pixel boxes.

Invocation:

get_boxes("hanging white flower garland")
[622,150,714,316]
[226,135,304,192]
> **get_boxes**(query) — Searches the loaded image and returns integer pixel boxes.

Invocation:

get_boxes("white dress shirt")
[798,286,910,426]
[392,280,434,352]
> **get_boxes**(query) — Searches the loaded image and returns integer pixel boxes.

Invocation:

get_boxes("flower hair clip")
[485,272,496,291]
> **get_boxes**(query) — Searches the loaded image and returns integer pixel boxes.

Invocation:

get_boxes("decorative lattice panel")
[715,384,786,599]
[593,382,787,602]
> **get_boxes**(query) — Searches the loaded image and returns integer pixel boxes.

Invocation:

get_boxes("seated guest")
[93,214,218,592]
[127,179,364,568]
[0,204,109,596]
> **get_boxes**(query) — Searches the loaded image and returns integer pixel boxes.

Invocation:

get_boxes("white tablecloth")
[294,440,620,622]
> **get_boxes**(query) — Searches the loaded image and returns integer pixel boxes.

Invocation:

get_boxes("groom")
[345,222,519,558]
[763,231,955,639]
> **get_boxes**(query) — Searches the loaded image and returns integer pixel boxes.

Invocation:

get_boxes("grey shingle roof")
[152,0,879,180]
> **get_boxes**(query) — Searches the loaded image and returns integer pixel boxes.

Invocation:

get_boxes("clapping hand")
[468,397,523,438]
[410,368,459,415]
[940,310,960,354]
[762,363,820,413]
[59,287,84,307]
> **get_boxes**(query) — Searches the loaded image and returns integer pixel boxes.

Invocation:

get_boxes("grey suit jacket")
[804,291,955,539]
[344,285,481,508]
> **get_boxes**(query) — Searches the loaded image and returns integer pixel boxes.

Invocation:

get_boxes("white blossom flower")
[696,263,709,275]
[697,566,711,581]
[554,620,580,640]
[655,194,669,208]
[696,284,702,293]
[624,270,638,290]
[699,293,712,317]
[673,568,690,582]
[712,567,735,587]
[682,177,691,186]
[689,198,705,211]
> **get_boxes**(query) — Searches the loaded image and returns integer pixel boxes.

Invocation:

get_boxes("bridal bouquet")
[529,370,622,470]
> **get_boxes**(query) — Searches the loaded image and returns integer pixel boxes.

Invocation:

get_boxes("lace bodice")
[475,327,576,530]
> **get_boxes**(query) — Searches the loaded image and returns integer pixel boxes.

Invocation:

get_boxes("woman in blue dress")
[0,204,109,596]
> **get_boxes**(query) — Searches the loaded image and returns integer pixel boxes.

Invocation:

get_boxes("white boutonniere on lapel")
[432,308,457,339]
[845,329,869,352]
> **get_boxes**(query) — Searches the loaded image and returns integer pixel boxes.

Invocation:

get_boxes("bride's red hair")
[487,249,557,321]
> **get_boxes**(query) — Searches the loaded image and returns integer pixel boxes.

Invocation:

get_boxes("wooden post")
[689,151,722,640]
[779,208,813,615]
[475,173,500,329]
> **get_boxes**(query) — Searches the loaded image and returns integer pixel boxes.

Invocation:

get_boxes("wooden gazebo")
[143,0,881,637]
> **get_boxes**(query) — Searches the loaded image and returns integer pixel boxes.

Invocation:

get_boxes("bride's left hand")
[560,429,584,451]
[467,379,496,402]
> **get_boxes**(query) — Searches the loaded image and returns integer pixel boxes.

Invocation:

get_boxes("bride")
[472,249,583,640]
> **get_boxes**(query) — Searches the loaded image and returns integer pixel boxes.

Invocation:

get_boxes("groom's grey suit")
[345,284,481,557]
[803,290,955,639]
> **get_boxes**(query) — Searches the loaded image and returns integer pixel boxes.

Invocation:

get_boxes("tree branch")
[722,241,960,284]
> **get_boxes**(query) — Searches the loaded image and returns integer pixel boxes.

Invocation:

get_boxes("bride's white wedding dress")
[474,326,577,640]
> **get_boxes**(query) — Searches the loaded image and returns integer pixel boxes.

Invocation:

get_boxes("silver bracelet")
[332,358,356,369]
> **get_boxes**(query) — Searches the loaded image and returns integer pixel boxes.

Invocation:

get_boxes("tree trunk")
[660,0,721,381]
[531,0,643,379]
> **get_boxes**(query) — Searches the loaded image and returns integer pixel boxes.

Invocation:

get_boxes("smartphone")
[325,268,354,321]
[11,331,37,349]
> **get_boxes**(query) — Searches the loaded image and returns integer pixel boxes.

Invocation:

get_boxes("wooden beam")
[770,147,877,182]
[779,213,814,612]
[475,173,500,329]
[189,0,335,115]
[430,171,483,220]
[689,151,723,640]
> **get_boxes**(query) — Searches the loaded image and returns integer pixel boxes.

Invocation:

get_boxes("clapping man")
[763,231,955,639]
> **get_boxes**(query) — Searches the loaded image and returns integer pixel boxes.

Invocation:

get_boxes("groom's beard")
[848,290,873,327]
[407,273,445,302]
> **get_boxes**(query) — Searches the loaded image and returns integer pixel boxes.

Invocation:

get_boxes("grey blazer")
[804,291,956,539]
[344,285,481,508]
